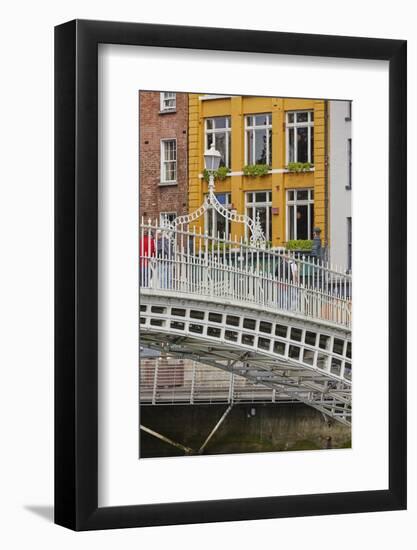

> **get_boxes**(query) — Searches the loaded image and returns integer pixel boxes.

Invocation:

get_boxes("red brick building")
[139,91,188,223]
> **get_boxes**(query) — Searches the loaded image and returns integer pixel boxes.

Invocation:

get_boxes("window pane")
[214,117,228,129]
[297,127,308,162]
[255,192,267,202]
[255,114,269,126]
[165,162,175,181]
[287,113,294,123]
[288,205,295,239]
[216,212,226,236]
[296,190,308,201]
[162,92,176,110]
[163,142,169,160]
[247,131,254,164]
[288,127,295,163]
[310,111,314,122]
[296,112,308,123]
[206,119,214,131]
[206,133,214,149]
[310,126,314,164]
[255,130,268,164]
[256,207,267,236]
[288,190,294,201]
[296,205,308,240]
[310,204,314,239]
[164,140,176,160]
[206,209,214,235]
[215,132,226,167]
[268,128,272,165]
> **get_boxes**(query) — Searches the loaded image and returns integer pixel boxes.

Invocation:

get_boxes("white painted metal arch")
[140,292,351,425]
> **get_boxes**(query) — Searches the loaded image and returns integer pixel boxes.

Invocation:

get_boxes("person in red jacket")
[140,231,155,287]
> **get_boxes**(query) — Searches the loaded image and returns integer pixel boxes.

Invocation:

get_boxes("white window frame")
[205,117,231,168]
[286,111,314,165]
[204,193,232,238]
[160,211,177,225]
[245,114,272,166]
[286,188,314,241]
[160,92,176,112]
[245,190,272,241]
[160,139,177,185]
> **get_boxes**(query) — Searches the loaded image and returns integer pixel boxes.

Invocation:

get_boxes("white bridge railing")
[140,220,352,329]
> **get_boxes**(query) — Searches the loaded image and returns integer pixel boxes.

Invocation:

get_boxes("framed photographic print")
[55,20,407,530]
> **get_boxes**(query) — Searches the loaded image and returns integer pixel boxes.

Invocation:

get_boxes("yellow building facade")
[188,94,327,247]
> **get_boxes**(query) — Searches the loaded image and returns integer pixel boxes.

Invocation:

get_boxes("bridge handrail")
[140,220,352,328]
[142,219,351,277]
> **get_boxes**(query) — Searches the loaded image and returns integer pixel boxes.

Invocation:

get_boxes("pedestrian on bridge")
[140,230,155,288]
[156,229,174,289]
[275,255,299,312]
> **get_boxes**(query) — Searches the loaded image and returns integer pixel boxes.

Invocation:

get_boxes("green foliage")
[243,164,270,177]
[202,166,231,181]
[287,162,313,173]
[286,239,313,251]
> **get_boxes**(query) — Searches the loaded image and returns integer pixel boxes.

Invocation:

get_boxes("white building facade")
[329,100,352,272]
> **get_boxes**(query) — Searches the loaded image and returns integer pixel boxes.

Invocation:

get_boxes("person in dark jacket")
[311,227,322,260]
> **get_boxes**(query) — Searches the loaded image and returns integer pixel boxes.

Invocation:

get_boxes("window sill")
[159,109,177,115]
[159,181,178,187]
[197,167,315,178]
[284,168,315,174]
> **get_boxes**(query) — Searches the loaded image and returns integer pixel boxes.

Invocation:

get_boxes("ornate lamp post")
[204,144,222,193]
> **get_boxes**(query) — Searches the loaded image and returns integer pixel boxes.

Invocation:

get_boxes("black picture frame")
[55,19,407,531]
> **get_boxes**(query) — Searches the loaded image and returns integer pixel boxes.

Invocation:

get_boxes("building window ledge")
[197,167,315,179]
[159,109,177,115]
[284,167,315,174]
[159,181,178,187]
[199,95,232,101]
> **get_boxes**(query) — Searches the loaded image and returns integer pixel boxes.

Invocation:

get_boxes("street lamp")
[204,144,222,193]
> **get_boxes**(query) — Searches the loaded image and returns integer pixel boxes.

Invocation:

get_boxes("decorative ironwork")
[162,172,266,247]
